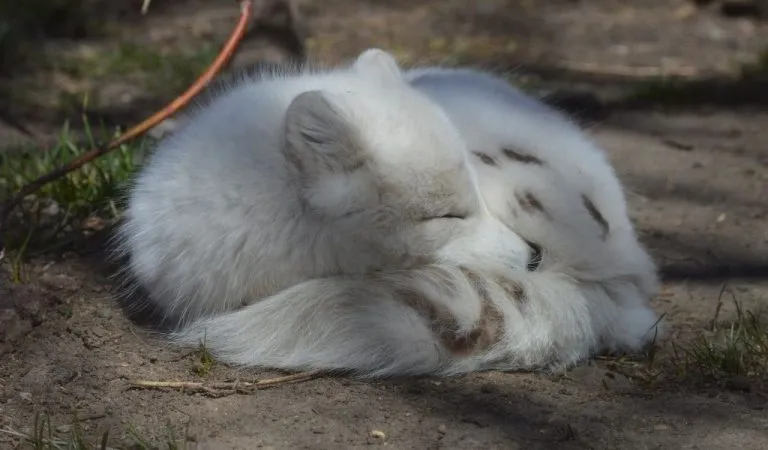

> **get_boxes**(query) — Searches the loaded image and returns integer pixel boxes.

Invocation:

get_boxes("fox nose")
[525,240,542,271]
[491,222,534,270]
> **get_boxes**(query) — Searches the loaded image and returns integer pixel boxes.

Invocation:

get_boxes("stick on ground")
[129,370,325,397]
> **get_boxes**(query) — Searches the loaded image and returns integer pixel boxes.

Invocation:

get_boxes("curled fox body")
[115,49,662,377]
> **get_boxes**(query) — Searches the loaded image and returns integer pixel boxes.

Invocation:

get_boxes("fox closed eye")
[421,213,467,221]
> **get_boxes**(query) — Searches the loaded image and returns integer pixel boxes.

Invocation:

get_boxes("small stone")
[39,273,81,293]
[653,424,669,431]
[437,424,447,434]
[370,430,386,439]
[82,216,108,231]
[19,392,32,401]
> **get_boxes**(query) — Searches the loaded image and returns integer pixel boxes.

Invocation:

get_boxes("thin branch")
[128,370,324,397]
[0,0,255,260]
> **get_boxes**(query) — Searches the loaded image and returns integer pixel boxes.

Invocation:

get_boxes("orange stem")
[0,0,254,254]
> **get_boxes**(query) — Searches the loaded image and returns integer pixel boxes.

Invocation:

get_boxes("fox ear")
[284,90,375,216]
[352,48,403,84]
[284,90,363,174]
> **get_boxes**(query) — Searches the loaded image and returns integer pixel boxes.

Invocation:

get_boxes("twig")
[128,370,324,397]
[0,0,255,261]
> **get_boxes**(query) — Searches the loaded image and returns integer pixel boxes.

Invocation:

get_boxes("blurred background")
[0,0,767,148]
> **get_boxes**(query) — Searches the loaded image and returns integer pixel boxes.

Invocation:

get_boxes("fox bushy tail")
[168,261,662,378]
[169,264,489,378]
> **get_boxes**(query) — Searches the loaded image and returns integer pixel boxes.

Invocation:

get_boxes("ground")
[1,1,767,449]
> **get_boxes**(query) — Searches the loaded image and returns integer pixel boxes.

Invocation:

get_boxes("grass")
[0,1,218,123]
[190,339,216,377]
[1,412,190,450]
[0,111,150,281]
[602,288,768,391]
[671,289,768,385]
[54,41,220,99]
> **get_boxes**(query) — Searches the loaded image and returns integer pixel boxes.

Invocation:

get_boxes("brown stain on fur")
[581,194,610,240]
[454,267,504,356]
[472,151,498,166]
[495,277,526,306]
[502,148,544,165]
[396,266,504,357]
[394,266,462,352]
[397,288,474,356]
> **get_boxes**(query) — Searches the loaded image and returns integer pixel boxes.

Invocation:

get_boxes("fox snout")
[436,215,532,271]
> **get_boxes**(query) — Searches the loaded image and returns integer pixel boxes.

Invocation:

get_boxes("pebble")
[370,430,386,439]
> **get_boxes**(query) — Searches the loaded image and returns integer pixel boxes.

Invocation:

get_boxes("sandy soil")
[1,1,768,448]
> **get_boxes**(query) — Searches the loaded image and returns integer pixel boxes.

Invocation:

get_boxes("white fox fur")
[115,49,662,377]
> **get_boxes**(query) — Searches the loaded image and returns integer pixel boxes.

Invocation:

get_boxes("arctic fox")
[115,49,661,377]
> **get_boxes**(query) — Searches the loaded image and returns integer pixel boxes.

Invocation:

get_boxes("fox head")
[282,48,538,273]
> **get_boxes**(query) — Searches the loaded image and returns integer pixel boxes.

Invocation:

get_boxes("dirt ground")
[2,0,768,449]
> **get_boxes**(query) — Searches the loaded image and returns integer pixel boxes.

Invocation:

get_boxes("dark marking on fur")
[344,158,366,172]
[396,266,505,357]
[460,267,491,303]
[581,194,609,239]
[394,266,463,349]
[496,277,526,305]
[515,191,547,215]
[455,267,504,355]
[472,151,497,166]
[444,328,484,356]
[502,148,544,165]
[477,300,504,353]
[397,288,441,323]
[397,286,468,355]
